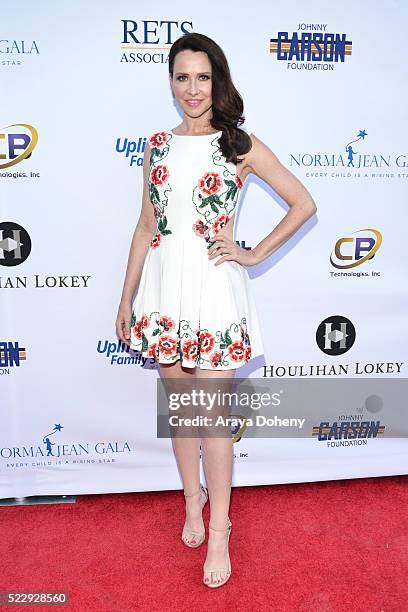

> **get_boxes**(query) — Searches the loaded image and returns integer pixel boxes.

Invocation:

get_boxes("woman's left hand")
[207,233,259,267]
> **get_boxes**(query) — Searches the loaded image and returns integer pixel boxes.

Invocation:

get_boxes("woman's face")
[170,49,213,119]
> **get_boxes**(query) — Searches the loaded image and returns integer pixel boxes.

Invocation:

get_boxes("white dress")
[129,128,265,370]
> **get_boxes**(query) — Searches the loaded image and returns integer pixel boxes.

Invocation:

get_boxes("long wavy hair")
[168,32,252,165]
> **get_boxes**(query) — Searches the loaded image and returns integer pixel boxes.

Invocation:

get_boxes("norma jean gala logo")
[289,130,408,170]
[1,442,132,459]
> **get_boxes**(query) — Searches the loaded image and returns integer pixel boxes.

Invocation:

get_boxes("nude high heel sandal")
[203,519,232,588]
[181,483,208,548]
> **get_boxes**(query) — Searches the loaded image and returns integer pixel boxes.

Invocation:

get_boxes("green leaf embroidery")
[142,333,149,352]
[150,183,160,205]
[224,329,232,345]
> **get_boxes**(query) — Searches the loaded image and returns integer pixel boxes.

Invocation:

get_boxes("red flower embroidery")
[160,315,175,332]
[244,346,252,361]
[150,233,161,248]
[192,219,210,237]
[209,351,223,368]
[150,164,169,187]
[149,132,168,149]
[133,313,149,339]
[148,342,159,359]
[140,314,149,328]
[235,175,243,189]
[182,338,198,362]
[198,330,215,354]
[158,334,177,356]
[213,214,229,235]
[198,172,222,195]
[227,340,245,362]
[133,320,143,340]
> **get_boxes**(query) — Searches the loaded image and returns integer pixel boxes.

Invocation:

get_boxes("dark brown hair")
[168,32,252,165]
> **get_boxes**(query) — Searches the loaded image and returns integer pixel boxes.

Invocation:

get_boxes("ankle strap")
[209,519,231,532]
[184,483,207,498]
[184,488,200,498]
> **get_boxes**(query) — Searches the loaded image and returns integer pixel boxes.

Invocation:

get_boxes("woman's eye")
[176,75,210,81]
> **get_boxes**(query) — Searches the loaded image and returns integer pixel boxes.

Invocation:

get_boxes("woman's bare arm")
[119,141,157,304]
[245,134,317,264]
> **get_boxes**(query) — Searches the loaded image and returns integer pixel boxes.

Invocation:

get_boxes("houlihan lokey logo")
[316,315,356,356]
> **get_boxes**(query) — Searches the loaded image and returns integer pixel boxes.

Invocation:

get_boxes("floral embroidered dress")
[129,129,265,370]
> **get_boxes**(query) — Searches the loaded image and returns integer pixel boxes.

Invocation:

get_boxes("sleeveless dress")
[129,128,265,370]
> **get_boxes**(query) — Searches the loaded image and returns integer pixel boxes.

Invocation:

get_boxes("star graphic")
[358,130,367,139]
[53,424,63,432]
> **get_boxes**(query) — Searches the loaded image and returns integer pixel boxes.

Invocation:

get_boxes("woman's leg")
[158,360,204,544]
[195,367,236,585]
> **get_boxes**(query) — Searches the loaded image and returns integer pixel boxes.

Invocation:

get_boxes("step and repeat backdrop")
[1,1,407,497]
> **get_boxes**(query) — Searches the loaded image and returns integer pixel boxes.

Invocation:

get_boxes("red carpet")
[2,476,407,611]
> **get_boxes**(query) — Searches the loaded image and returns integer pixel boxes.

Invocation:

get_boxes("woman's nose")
[188,81,199,95]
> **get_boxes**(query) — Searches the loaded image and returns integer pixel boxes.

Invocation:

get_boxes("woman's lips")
[185,99,203,107]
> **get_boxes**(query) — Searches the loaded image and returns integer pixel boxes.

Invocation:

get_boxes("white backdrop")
[1,0,407,497]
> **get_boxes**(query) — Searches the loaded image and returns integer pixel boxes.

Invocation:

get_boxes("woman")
[116,32,317,588]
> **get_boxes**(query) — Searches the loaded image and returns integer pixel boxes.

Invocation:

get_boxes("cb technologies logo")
[330,228,382,273]
[0,123,38,171]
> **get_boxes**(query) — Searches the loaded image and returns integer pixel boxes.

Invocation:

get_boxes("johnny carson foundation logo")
[290,129,408,179]
[330,228,382,275]
[0,341,26,374]
[0,123,39,175]
[120,19,193,64]
[270,23,352,69]
[312,394,386,447]
[1,423,133,467]
[1,39,39,67]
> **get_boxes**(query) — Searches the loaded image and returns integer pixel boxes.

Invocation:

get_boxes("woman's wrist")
[120,294,132,306]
